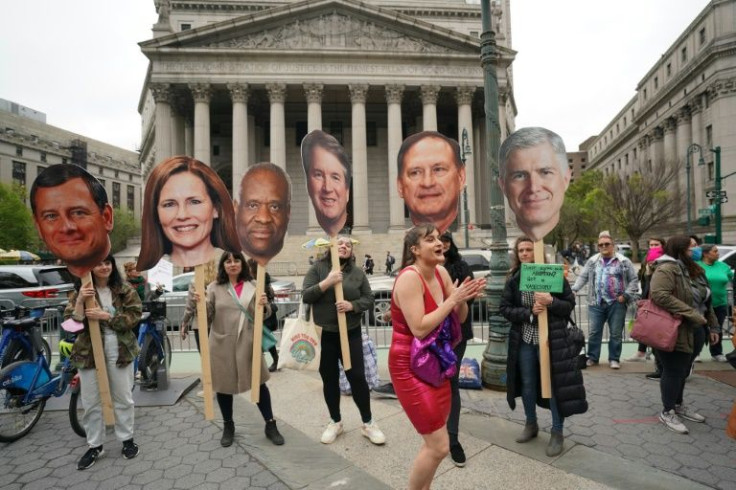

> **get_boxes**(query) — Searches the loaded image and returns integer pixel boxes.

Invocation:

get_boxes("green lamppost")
[709,146,735,244]
[479,0,510,390]
[461,128,471,249]
[686,143,705,235]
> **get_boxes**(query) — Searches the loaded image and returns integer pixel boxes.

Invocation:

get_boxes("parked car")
[160,272,299,328]
[717,245,736,269]
[0,265,75,311]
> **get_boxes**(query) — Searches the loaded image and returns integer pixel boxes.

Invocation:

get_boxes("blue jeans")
[587,301,627,363]
[519,340,564,432]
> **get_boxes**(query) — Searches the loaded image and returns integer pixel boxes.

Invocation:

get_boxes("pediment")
[142,0,480,56]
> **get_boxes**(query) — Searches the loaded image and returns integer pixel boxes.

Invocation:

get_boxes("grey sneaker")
[609,360,621,369]
[675,405,705,423]
[659,410,688,434]
[712,354,728,363]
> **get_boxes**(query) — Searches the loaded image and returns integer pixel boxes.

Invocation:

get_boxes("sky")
[0,0,712,153]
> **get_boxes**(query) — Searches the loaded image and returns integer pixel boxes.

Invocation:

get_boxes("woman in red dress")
[389,224,486,489]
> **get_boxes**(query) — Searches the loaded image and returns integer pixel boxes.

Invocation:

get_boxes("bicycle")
[135,301,172,390]
[0,305,53,368]
[0,323,82,442]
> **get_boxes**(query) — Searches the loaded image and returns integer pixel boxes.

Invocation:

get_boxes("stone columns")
[189,83,211,164]
[228,83,249,197]
[650,126,664,169]
[420,85,440,131]
[663,117,677,163]
[184,116,194,157]
[151,83,172,163]
[676,108,692,211]
[266,83,287,169]
[349,84,370,234]
[170,94,186,156]
[304,84,324,233]
[386,85,405,232]
[456,86,476,225]
[690,99,705,208]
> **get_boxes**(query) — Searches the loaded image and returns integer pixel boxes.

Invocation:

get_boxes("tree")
[110,207,140,254]
[602,159,683,261]
[0,183,39,251]
[551,170,610,251]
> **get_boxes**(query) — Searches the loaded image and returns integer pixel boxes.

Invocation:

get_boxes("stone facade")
[138,0,517,236]
[0,103,142,217]
[588,0,736,243]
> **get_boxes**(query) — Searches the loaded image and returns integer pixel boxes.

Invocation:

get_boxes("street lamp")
[460,128,472,248]
[686,143,705,234]
[709,146,736,244]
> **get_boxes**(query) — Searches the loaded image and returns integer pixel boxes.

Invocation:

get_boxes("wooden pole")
[194,265,215,420]
[330,237,351,371]
[82,272,115,425]
[251,265,266,403]
[534,241,552,399]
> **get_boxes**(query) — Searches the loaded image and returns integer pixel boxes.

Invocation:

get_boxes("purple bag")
[410,312,461,387]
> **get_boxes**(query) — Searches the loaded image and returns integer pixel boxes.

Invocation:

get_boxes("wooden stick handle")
[534,241,552,399]
[331,237,351,371]
[251,265,266,403]
[195,266,215,420]
[82,272,115,426]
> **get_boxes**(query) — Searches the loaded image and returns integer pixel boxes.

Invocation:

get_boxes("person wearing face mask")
[301,236,385,446]
[688,235,706,363]
[628,238,666,364]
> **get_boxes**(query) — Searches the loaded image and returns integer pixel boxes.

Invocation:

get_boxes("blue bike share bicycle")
[136,301,172,390]
[0,305,53,368]
[0,321,81,442]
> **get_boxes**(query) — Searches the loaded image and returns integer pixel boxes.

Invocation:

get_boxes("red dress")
[389,267,451,434]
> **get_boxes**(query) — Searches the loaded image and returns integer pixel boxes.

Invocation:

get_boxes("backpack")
[388,255,395,265]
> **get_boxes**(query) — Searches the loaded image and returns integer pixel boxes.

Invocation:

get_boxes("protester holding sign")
[64,255,142,470]
[301,236,384,446]
[500,236,586,457]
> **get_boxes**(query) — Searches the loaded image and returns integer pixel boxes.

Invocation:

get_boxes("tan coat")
[206,280,269,394]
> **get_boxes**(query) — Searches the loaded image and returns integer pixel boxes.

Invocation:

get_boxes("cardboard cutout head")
[301,130,351,236]
[397,131,465,233]
[31,164,114,278]
[138,156,240,270]
[235,162,291,266]
[498,127,572,242]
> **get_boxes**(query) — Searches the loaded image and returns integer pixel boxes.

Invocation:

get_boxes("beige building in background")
[0,100,142,218]
[587,0,736,243]
[137,0,518,238]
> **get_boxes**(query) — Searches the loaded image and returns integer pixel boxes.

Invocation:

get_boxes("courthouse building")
[0,99,142,217]
[587,0,736,243]
[137,0,517,237]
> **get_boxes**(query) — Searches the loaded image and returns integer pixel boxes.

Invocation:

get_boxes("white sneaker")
[675,405,705,423]
[361,420,386,445]
[320,421,344,444]
[712,354,728,363]
[659,410,688,434]
[609,361,621,369]
[694,356,702,363]
[626,353,646,362]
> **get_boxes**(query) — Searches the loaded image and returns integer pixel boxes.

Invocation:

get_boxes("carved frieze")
[205,12,456,54]
[707,76,736,101]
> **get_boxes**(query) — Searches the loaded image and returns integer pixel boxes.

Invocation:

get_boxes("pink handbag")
[630,299,681,352]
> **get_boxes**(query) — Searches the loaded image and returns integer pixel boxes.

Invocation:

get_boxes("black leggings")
[657,326,705,411]
[319,329,372,424]
[447,339,467,444]
[216,384,273,423]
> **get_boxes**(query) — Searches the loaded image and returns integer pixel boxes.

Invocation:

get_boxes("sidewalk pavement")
[2,354,734,489]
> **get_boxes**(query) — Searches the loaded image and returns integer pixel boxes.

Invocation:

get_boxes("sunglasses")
[598,242,613,247]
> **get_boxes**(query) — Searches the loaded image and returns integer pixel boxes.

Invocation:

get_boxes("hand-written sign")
[520,264,565,293]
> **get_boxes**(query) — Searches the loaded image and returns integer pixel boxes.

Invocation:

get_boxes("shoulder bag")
[630,299,681,352]
[410,311,460,387]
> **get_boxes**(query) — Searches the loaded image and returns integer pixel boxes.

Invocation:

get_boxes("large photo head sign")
[137,156,240,270]
[235,162,292,266]
[397,131,466,233]
[498,127,571,243]
[301,129,351,237]
[31,164,114,278]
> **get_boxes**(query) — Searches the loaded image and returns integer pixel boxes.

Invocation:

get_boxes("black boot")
[221,421,235,447]
[269,347,279,372]
[265,420,284,445]
[515,422,538,443]
[546,430,564,457]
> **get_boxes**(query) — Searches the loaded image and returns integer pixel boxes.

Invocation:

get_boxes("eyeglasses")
[597,242,613,247]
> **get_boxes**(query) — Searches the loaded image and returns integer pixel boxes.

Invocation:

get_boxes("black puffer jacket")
[500,271,588,418]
